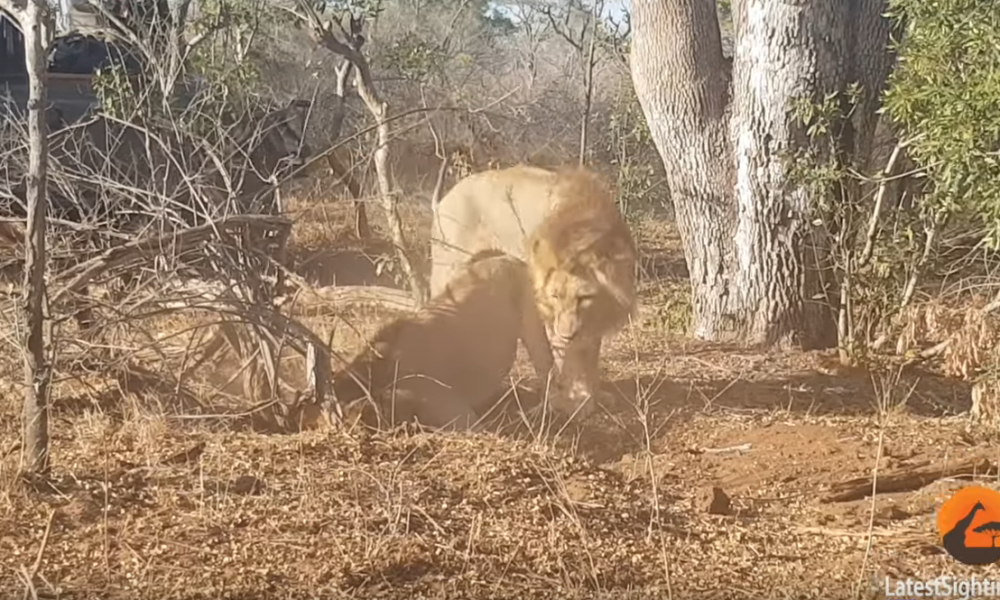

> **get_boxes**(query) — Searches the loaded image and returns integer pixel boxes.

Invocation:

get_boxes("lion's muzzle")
[546,319,579,371]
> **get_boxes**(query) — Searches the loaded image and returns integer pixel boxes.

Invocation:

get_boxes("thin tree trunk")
[355,79,427,305]
[327,59,370,239]
[578,5,598,167]
[298,5,428,305]
[19,0,52,476]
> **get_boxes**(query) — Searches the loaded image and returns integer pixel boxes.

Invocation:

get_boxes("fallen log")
[822,457,995,503]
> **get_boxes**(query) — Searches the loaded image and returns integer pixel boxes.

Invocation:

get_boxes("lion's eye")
[578,295,594,308]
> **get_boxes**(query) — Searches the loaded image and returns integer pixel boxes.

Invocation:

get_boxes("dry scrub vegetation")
[1,0,1000,598]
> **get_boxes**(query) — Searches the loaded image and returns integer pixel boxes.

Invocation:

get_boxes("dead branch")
[292,1,428,305]
[269,266,416,313]
[90,0,230,103]
[0,3,360,440]
[2,0,55,476]
[914,289,1000,362]
[822,457,995,503]
[281,284,417,314]
[170,297,339,375]
[50,215,290,305]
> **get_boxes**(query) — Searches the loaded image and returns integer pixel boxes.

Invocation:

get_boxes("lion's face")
[534,267,607,356]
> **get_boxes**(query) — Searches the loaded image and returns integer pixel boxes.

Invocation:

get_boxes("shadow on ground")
[291,242,400,288]
[481,355,972,464]
[639,246,689,281]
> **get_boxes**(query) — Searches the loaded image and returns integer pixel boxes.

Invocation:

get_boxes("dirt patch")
[2,398,992,599]
[0,212,995,599]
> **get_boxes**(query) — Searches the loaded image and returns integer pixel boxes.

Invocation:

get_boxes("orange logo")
[937,486,1000,565]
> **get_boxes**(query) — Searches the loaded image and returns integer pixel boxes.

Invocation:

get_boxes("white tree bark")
[630,0,893,348]
[629,0,738,341]
[2,0,54,476]
[729,0,847,347]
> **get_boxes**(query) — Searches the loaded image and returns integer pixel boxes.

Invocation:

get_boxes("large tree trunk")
[630,0,892,349]
[629,0,739,342]
[728,0,849,348]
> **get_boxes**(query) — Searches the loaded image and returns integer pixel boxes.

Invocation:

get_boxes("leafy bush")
[606,83,664,220]
[883,0,1000,246]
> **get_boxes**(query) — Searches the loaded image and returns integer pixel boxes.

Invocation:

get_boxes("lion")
[430,165,637,418]
[333,250,555,431]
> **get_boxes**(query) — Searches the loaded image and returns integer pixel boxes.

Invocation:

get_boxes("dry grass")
[0,178,997,599]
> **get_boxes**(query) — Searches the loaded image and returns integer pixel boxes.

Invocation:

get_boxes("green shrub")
[883,0,1000,246]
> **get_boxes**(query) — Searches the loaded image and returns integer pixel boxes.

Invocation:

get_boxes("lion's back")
[429,165,561,295]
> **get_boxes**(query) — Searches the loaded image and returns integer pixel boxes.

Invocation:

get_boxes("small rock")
[698,485,734,516]
[231,475,266,496]
[875,503,911,522]
[816,512,836,525]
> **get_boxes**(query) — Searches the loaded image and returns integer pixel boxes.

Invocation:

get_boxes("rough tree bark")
[630,0,894,349]
[728,0,850,348]
[629,0,738,341]
[2,0,54,475]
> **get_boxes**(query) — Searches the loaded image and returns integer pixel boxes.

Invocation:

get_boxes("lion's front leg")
[520,289,556,383]
[550,334,602,420]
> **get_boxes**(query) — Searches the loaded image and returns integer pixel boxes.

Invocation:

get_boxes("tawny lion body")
[430,165,637,418]
[334,251,554,431]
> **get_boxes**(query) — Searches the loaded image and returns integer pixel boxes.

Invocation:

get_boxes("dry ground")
[1,185,999,599]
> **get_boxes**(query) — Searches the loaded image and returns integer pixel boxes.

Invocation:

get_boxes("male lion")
[430,165,637,418]
[333,250,555,431]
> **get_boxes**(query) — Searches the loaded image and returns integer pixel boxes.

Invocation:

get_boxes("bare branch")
[858,139,905,269]
[543,5,584,52]
[293,0,429,304]
[421,89,450,205]
[440,0,473,53]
